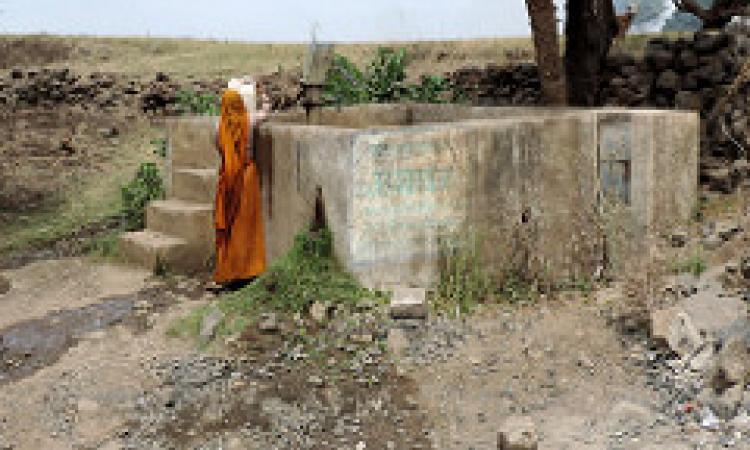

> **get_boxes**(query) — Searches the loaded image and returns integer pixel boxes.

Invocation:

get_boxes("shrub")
[365,47,409,103]
[407,74,451,103]
[670,253,707,277]
[175,89,220,116]
[120,162,165,230]
[184,227,385,338]
[323,54,371,105]
[323,46,463,106]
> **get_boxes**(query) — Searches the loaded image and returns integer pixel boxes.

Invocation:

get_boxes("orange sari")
[214,89,266,283]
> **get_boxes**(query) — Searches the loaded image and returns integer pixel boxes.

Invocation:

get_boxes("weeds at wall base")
[169,227,387,343]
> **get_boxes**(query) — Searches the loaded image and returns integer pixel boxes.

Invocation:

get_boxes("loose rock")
[310,301,330,324]
[390,287,428,320]
[0,275,10,295]
[199,307,224,344]
[497,415,538,450]
[259,312,278,333]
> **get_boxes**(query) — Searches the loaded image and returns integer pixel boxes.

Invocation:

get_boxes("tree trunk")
[525,0,567,105]
[565,0,618,106]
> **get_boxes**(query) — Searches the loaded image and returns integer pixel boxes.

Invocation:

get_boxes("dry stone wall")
[448,19,750,192]
[0,68,301,116]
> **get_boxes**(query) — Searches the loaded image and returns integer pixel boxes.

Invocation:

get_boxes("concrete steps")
[168,117,220,170]
[170,168,217,203]
[118,116,219,275]
[119,230,196,273]
[146,199,213,241]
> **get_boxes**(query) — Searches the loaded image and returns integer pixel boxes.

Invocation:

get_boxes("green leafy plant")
[83,230,120,259]
[120,162,165,231]
[175,89,221,115]
[407,74,451,103]
[151,138,167,158]
[323,54,371,105]
[365,47,409,103]
[670,253,707,277]
[323,46,463,106]
[497,272,538,304]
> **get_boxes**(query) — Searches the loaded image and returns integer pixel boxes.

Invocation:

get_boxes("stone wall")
[447,63,542,107]
[448,21,750,192]
[0,68,301,115]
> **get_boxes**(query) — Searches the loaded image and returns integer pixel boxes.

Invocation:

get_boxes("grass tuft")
[169,227,386,341]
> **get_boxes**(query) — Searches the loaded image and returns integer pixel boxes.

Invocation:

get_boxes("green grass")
[669,252,708,277]
[432,230,492,316]
[82,229,122,260]
[0,123,163,256]
[168,228,386,342]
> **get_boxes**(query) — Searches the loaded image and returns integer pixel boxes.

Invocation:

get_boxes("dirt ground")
[0,260,203,449]
[0,218,746,450]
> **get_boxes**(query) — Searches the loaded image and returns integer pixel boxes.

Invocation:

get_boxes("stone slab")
[389,287,428,319]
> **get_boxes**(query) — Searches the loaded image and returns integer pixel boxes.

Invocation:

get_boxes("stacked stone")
[447,63,542,106]
[0,67,144,110]
[140,72,181,115]
[256,70,303,111]
[600,52,650,107]
[712,18,750,161]
[601,32,738,112]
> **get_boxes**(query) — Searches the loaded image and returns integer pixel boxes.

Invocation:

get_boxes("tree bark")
[672,0,749,29]
[565,0,618,106]
[525,0,567,105]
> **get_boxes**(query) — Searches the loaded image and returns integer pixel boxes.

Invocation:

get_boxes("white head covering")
[227,76,256,114]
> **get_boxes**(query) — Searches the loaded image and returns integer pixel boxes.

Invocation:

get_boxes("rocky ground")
[0,195,749,449]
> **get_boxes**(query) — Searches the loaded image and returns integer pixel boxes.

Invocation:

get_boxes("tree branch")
[671,0,710,21]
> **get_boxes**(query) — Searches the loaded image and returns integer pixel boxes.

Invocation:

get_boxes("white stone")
[667,310,704,357]
[497,415,538,450]
[730,410,750,432]
[659,293,746,358]
[199,307,224,343]
[651,306,678,345]
[259,312,278,332]
[390,287,428,319]
[701,407,721,430]
[310,301,330,324]
[688,345,715,373]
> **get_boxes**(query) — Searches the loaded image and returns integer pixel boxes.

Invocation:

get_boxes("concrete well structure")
[119,103,699,290]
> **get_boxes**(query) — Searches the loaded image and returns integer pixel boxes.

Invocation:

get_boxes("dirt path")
[0,257,149,329]
[408,298,694,449]
[0,257,210,450]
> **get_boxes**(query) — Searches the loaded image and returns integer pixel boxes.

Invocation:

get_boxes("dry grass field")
[0,32,689,81]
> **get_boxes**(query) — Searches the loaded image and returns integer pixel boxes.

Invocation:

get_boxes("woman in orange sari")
[213,88,270,289]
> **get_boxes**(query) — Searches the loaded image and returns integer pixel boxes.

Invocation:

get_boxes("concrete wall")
[256,124,357,267]
[345,115,601,289]
[168,104,699,290]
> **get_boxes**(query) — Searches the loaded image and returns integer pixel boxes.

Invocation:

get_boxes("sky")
[0,0,570,42]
